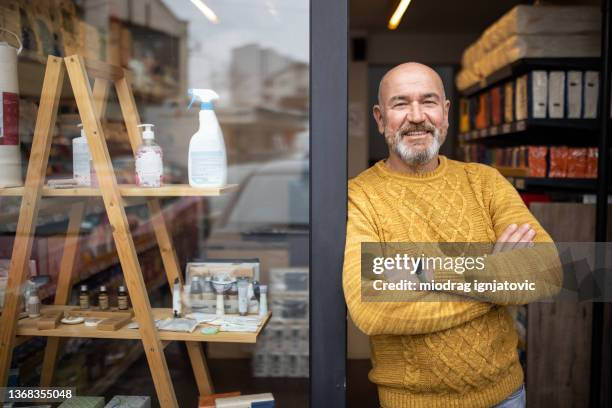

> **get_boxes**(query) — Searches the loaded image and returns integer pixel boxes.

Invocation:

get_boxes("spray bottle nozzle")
[187,89,219,110]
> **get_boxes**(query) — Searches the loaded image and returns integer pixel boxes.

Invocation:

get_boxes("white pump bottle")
[187,89,227,188]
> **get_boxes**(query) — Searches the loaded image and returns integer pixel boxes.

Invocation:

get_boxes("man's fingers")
[496,223,535,252]
[493,224,518,253]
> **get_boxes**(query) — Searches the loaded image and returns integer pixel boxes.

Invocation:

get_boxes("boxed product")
[527,146,547,178]
[58,397,104,408]
[459,99,470,133]
[586,147,598,178]
[475,93,489,129]
[515,71,548,120]
[186,260,259,282]
[549,146,569,178]
[269,294,308,322]
[104,396,150,408]
[215,393,274,408]
[567,148,587,178]
[269,267,308,293]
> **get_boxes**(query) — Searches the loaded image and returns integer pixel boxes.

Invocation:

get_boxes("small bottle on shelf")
[98,285,109,310]
[27,293,40,318]
[227,282,238,314]
[79,285,89,309]
[259,285,268,317]
[202,276,216,314]
[117,285,129,310]
[190,276,203,312]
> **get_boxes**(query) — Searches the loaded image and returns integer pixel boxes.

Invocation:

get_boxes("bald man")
[343,63,560,407]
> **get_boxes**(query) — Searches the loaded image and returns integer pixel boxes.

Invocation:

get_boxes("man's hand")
[493,223,536,254]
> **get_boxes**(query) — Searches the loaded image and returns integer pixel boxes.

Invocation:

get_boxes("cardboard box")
[58,397,104,408]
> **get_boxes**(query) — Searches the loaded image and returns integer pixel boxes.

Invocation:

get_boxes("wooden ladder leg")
[0,56,65,386]
[64,55,178,408]
[39,201,86,386]
[115,75,215,396]
[40,77,109,387]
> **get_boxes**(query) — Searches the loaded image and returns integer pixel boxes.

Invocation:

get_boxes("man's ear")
[373,105,385,134]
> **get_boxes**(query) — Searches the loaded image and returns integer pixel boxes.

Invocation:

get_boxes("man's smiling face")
[373,63,450,166]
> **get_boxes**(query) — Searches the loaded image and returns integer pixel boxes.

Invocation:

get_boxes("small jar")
[79,285,89,309]
[27,294,40,318]
[98,285,109,310]
[117,285,129,310]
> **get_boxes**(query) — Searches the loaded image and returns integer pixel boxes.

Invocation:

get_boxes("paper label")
[0,92,18,145]
[190,150,224,185]
[136,150,163,187]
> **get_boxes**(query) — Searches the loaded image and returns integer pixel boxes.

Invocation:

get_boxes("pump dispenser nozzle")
[137,124,155,140]
[188,89,219,110]
[77,123,85,138]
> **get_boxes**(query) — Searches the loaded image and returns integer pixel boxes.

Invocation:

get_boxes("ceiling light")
[189,0,219,24]
[388,0,412,30]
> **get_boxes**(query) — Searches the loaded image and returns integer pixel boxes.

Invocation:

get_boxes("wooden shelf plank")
[17,307,271,344]
[0,184,237,197]
[495,166,530,178]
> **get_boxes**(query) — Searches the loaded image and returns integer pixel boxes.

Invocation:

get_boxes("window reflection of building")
[222,44,309,163]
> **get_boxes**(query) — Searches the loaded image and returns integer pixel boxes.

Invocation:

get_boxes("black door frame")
[310,0,348,406]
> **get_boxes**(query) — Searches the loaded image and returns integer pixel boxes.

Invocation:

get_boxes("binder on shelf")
[566,70,583,119]
[504,81,514,123]
[531,71,548,119]
[475,93,490,129]
[490,86,502,126]
[583,70,599,119]
[459,98,470,133]
[515,74,528,121]
[548,71,565,119]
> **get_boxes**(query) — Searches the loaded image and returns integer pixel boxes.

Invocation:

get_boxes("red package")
[549,147,569,178]
[567,148,587,178]
[586,148,598,178]
[528,146,547,178]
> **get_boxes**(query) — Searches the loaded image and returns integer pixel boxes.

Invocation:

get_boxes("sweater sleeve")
[342,182,493,336]
[434,168,563,305]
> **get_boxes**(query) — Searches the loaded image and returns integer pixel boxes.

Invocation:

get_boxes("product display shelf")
[0,184,237,197]
[0,55,249,407]
[509,176,600,193]
[16,306,271,344]
[459,119,598,146]
[461,57,601,97]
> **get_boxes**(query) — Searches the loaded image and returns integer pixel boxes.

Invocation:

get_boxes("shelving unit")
[462,57,601,96]
[460,119,599,146]
[0,55,265,408]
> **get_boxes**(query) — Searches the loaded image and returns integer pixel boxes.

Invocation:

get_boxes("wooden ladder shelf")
[0,55,257,407]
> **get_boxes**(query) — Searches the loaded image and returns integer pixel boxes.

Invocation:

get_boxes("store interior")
[0,0,609,407]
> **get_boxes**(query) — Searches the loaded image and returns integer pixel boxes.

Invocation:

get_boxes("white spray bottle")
[187,89,227,188]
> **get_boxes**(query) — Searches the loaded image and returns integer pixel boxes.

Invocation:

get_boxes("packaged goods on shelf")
[58,396,104,408]
[456,5,600,91]
[459,99,470,133]
[504,82,514,123]
[475,93,490,129]
[105,396,151,408]
[567,71,583,119]
[549,146,569,178]
[584,71,599,119]
[567,148,588,178]
[269,267,308,293]
[528,146,547,178]
[490,86,503,125]
[516,71,548,120]
[269,294,308,322]
[548,71,565,118]
[586,147,598,178]
[215,393,274,408]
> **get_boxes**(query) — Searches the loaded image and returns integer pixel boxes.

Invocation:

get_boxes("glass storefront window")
[0,0,309,406]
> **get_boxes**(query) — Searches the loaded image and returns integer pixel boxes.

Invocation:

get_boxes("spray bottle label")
[0,92,19,145]
[190,151,224,185]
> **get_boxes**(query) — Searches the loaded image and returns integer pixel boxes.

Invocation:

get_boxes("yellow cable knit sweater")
[343,156,562,408]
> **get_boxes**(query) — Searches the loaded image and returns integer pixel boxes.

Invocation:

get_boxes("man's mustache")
[398,124,436,136]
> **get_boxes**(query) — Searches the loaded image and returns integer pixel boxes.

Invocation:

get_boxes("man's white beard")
[389,127,442,166]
